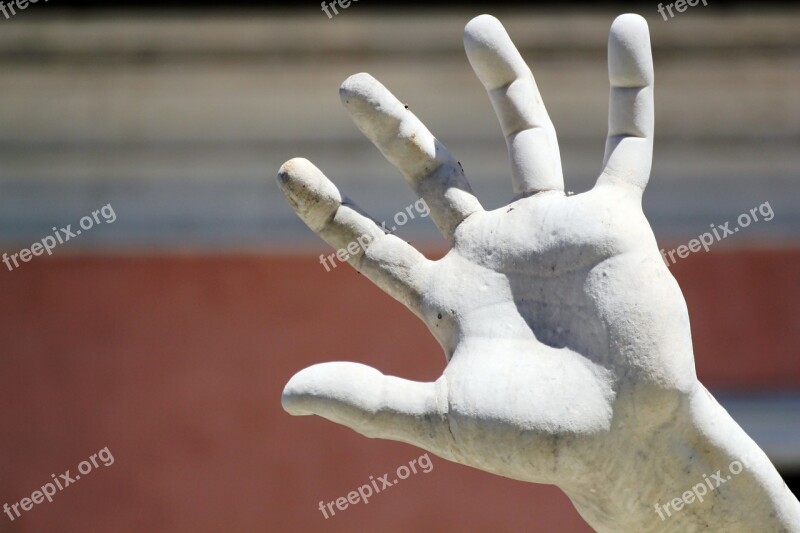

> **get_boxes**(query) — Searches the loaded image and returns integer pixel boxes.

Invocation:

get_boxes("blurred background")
[0,1,798,531]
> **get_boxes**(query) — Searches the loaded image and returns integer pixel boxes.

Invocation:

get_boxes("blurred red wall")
[0,249,797,532]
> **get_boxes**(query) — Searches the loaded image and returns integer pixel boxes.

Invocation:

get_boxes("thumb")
[282,362,456,459]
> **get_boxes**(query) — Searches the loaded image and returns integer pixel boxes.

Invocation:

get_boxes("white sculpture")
[278,13,800,532]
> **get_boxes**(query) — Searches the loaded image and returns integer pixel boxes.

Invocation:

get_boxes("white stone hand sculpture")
[278,14,800,532]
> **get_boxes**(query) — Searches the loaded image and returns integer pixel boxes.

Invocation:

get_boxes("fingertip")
[276,158,342,228]
[608,13,653,87]
[463,14,526,89]
[339,72,399,113]
[282,364,334,416]
[281,390,306,416]
[281,362,383,416]
[339,72,377,101]
[276,157,312,185]
[463,14,503,41]
[339,72,410,142]
[276,157,324,196]
[611,13,649,34]
[281,369,312,416]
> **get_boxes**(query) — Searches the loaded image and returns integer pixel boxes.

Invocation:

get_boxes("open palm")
[278,13,724,528]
